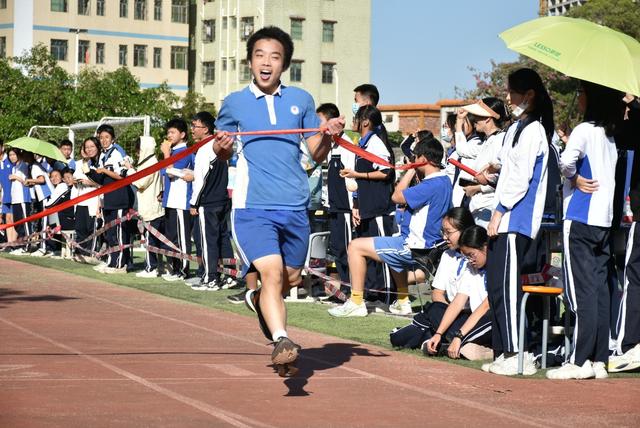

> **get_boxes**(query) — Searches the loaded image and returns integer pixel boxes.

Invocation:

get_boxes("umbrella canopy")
[6,136,67,163]
[499,16,640,96]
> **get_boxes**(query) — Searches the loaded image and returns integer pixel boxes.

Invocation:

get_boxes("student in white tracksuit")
[546,81,625,380]
[457,97,509,228]
[483,68,554,376]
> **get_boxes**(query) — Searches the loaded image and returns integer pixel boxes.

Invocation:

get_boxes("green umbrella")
[6,136,67,163]
[499,16,640,95]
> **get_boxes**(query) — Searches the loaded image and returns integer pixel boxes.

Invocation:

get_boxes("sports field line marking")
[72,288,560,427]
[0,317,275,428]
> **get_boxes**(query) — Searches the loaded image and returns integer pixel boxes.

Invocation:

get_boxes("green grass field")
[2,252,637,379]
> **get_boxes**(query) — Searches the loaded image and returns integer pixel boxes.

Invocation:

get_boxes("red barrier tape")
[446,157,479,177]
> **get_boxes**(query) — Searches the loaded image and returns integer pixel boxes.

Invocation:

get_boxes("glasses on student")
[441,228,459,238]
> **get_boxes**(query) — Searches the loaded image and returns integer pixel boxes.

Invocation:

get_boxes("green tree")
[179,90,217,122]
[461,0,640,131]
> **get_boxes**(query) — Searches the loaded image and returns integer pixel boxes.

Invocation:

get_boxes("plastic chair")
[286,231,330,302]
[60,230,76,259]
[517,285,571,374]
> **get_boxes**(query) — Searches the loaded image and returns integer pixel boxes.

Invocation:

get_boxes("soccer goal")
[69,116,151,157]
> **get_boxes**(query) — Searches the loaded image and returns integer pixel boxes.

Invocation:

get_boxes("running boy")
[215,26,344,376]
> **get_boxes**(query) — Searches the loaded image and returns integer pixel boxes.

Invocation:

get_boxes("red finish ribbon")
[446,157,479,177]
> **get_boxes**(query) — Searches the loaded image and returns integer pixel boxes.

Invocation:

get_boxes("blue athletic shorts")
[1,202,12,215]
[374,235,417,272]
[232,208,310,276]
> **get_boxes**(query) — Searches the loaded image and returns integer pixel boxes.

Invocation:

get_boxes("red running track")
[0,258,639,427]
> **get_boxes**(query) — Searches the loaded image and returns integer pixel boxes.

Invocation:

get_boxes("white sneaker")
[546,360,595,380]
[103,266,127,274]
[9,248,27,255]
[482,354,504,372]
[608,344,640,373]
[184,276,203,286]
[328,299,368,318]
[136,269,159,278]
[220,275,237,289]
[490,353,537,376]
[93,262,108,272]
[592,361,608,379]
[204,280,220,291]
[161,273,183,282]
[30,249,48,257]
[389,299,412,316]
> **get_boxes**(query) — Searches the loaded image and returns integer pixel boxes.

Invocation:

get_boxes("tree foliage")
[0,44,211,154]
[461,0,640,130]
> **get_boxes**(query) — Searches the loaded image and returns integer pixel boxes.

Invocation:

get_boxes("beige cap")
[461,100,500,119]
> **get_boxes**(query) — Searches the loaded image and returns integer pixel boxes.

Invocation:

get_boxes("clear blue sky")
[371,0,539,104]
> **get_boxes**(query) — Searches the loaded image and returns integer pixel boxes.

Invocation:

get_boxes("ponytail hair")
[508,68,555,145]
[355,105,396,167]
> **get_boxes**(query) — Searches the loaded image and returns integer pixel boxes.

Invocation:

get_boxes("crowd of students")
[1,24,639,379]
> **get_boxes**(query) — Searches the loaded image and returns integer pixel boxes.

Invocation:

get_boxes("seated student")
[44,169,73,253]
[422,226,492,360]
[329,136,452,317]
[389,207,475,349]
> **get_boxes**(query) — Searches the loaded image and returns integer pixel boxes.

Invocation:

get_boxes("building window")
[171,0,187,23]
[119,44,128,66]
[322,21,335,43]
[290,18,303,40]
[96,42,105,64]
[120,0,128,17]
[322,62,334,84]
[222,58,227,71]
[170,46,187,69]
[240,17,254,41]
[202,61,215,84]
[290,60,302,82]
[222,16,227,29]
[154,0,162,20]
[134,0,147,20]
[97,0,105,16]
[153,47,161,68]
[134,44,147,67]
[78,40,90,63]
[240,60,250,81]
[231,58,236,70]
[0,37,6,58]
[230,16,237,29]
[203,19,215,42]
[78,0,90,15]
[51,0,67,12]
[0,0,6,8]
[51,39,68,61]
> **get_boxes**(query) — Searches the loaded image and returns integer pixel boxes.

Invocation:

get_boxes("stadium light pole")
[69,28,88,92]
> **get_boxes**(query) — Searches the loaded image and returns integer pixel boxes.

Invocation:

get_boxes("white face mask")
[441,134,452,143]
[511,100,529,118]
[352,102,362,116]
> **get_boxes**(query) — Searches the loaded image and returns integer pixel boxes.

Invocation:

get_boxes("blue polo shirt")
[399,171,452,249]
[216,82,321,210]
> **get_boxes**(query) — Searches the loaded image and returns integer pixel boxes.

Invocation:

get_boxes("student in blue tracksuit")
[160,118,195,281]
[215,26,344,375]
[317,103,355,292]
[340,105,397,305]
[188,111,233,290]
[546,81,625,380]
[8,148,33,254]
[0,142,16,243]
[53,139,76,172]
[85,124,135,273]
[483,68,554,376]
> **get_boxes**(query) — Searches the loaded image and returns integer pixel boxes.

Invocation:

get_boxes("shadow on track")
[280,342,389,397]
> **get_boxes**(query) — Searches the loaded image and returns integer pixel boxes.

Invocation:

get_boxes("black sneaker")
[271,337,301,377]
[227,289,246,304]
[244,288,272,341]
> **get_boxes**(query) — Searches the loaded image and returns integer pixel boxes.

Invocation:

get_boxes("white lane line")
[0,316,274,428]
[69,288,559,427]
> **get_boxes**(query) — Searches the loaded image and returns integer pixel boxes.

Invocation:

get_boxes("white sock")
[271,329,288,341]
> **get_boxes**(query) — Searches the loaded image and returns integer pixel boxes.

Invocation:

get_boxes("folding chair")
[286,231,330,302]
